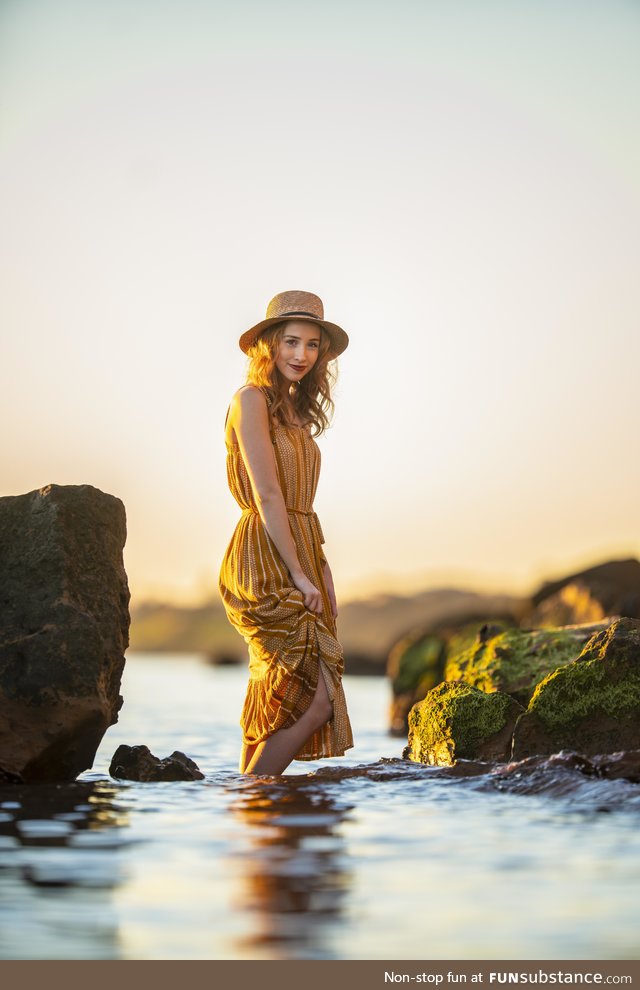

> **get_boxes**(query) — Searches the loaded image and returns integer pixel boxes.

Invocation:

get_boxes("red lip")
[290,365,306,371]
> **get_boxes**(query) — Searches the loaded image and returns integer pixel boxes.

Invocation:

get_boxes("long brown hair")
[245,321,338,438]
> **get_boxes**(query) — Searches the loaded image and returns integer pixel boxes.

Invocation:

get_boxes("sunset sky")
[1,0,639,606]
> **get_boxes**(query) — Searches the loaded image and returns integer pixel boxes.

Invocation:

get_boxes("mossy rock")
[387,632,447,736]
[388,632,446,697]
[444,624,606,707]
[387,619,515,736]
[512,617,640,759]
[402,680,525,766]
[444,618,513,664]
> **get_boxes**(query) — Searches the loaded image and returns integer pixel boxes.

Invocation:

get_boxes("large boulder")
[525,558,640,626]
[526,581,609,627]
[387,615,517,736]
[0,484,130,782]
[387,630,447,736]
[402,680,525,766]
[512,617,640,759]
[444,620,613,707]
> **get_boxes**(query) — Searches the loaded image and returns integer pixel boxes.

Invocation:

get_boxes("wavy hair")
[245,321,338,438]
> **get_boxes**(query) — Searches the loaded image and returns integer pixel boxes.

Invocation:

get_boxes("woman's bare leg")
[238,672,328,772]
[244,666,333,775]
[239,741,259,773]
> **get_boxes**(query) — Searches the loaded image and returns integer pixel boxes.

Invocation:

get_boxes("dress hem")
[292,744,355,761]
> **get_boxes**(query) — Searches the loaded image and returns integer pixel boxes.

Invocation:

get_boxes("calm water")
[0,654,639,961]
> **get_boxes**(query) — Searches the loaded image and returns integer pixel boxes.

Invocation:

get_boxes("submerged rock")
[0,484,130,783]
[403,680,525,766]
[483,748,640,806]
[0,766,23,784]
[109,744,205,781]
[444,621,613,707]
[490,748,640,786]
[590,749,640,783]
[511,617,640,759]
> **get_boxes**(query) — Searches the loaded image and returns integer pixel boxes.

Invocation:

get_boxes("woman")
[219,289,354,775]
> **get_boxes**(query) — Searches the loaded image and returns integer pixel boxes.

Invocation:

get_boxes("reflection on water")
[227,776,355,958]
[0,779,136,959]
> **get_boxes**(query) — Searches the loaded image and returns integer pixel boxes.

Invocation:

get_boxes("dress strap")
[258,386,277,444]
[258,386,276,443]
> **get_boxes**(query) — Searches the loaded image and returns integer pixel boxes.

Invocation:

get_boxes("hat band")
[280,310,320,319]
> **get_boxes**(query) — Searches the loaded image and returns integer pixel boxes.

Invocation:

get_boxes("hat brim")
[239,315,349,357]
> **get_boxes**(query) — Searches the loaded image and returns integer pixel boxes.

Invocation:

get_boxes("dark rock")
[205,650,241,666]
[109,744,204,781]
[0,765,24,784]
[491,749,602,781]
[444,620,613,707]
[344,651,387,676]
[526,557,640,626]
[481,748,640,805]
[308,755,496,782]
[403,680,525,766]
[527,581,610,627]
[512,617,640,759]
[590,749,640,783]
[477,622,504,644]
[0,484,130,782]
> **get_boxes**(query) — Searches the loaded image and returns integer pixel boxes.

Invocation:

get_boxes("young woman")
[219,289,354,775]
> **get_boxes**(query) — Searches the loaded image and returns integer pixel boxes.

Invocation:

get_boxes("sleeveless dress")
[218,385,354,761]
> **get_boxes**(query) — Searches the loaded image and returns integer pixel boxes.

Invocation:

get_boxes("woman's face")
[274,320,322,384]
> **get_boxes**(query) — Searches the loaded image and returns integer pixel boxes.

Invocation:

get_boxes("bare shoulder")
[230,385,269,419]
[226,386,273,448]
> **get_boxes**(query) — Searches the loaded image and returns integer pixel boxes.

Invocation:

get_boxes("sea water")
[0,654,639,961]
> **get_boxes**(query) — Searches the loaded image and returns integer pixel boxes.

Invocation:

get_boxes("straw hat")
[238,290,349,357]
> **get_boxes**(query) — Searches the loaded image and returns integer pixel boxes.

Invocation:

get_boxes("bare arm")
[231,387,322,613]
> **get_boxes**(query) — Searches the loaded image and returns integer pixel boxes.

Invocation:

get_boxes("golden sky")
[1,0,639,605]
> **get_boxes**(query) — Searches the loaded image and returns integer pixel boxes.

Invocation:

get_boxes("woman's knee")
[307,672,333,728]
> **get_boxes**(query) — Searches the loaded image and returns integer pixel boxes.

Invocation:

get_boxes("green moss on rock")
[389,633,445,697]
[387,631,447,736]
[403,680,525,766]
[444,627,590,706]
[512,617,640,758]
[444,619,512,663]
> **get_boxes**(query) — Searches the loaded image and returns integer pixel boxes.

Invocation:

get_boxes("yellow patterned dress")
[218,385,354,760]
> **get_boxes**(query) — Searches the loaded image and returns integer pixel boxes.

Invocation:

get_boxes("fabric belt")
[289,508,325,543]
[242,506,324,543]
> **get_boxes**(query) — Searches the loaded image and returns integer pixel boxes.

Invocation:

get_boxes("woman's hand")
[322,560,338,619]
[292,572,324,615]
